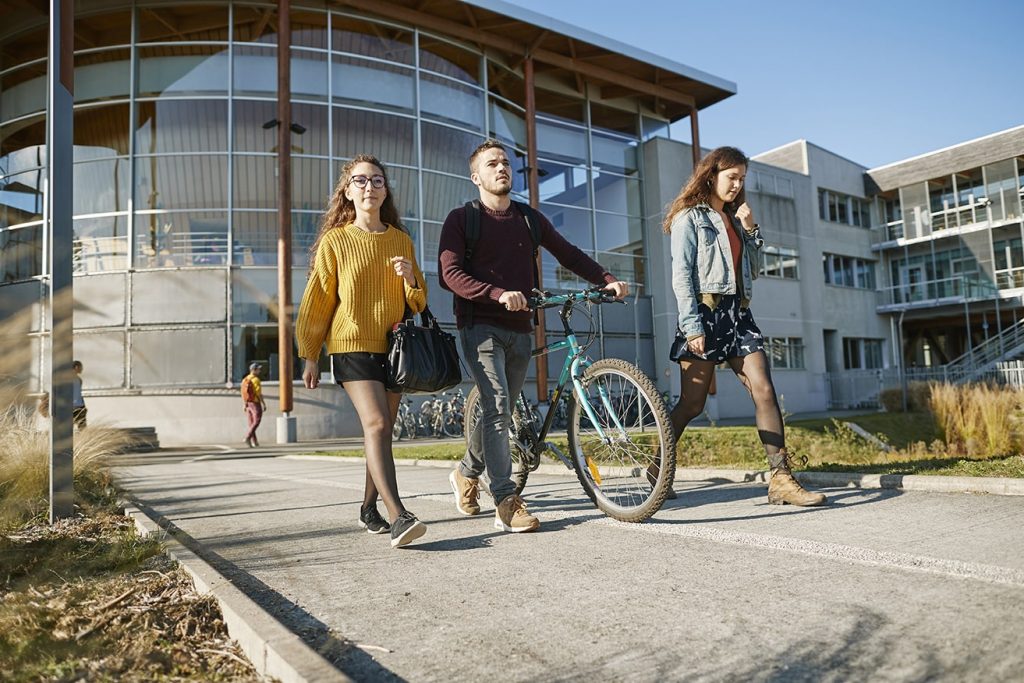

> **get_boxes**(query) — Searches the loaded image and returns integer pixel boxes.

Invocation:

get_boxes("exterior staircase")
[941,318,1024,382]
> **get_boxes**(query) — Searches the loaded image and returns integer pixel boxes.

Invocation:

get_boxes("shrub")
[0,403,131,532]
[929,382,1023,457]
[880,381,932,412]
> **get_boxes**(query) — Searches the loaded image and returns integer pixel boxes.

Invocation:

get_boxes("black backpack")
[447,199,542,326]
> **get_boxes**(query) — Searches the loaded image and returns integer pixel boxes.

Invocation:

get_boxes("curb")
[283,454,1024,497]
[123,502,351,683]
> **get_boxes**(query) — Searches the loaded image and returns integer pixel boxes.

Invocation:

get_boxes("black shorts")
[670,294,765,364]
[331,352,388,385]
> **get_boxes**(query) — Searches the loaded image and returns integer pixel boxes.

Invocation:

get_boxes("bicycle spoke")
[569,359,674,522]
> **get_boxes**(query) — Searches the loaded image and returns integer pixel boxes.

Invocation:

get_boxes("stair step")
[113,427,160,452]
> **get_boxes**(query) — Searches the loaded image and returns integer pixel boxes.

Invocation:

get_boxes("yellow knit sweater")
[296,224,426,359]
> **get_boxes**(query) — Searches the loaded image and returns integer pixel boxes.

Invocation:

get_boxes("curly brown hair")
[662,146,749,233]
[308,154,406,264]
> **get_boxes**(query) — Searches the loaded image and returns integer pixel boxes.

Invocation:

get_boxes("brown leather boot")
[767,450,826,506]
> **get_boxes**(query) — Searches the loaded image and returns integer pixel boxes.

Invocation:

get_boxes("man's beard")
[488,179,512,196]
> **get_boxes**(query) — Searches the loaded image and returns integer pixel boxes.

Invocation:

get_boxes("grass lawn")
[309,411,1023,478]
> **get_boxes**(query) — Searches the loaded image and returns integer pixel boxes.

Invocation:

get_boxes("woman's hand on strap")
[391,255,416,287]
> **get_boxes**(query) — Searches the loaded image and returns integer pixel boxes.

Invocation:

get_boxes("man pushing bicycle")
[438,139,629,533]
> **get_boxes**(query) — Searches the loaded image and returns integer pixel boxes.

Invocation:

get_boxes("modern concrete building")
[0,0,735,442]
[3,1,1021,443]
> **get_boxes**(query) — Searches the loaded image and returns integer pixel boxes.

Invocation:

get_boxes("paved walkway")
[115,448,1024,682]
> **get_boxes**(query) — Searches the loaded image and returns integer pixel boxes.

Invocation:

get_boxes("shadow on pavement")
[129,499,407,682]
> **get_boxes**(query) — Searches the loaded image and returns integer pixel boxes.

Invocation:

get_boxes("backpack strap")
[512,200,541,292]
[460,200,481,327]
[512,201,542,326]
[460,199,542,328]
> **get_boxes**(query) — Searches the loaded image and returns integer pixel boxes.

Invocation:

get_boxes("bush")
[0,404,131,532]
[880,381,932,412]
[929,382,1023,457]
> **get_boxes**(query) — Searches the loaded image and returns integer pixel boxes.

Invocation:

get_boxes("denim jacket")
[669,203,764,339]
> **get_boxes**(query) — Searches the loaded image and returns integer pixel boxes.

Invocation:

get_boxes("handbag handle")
[401,303,437,327]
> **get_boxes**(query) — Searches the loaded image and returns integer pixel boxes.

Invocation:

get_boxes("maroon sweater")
[438,203,616,332]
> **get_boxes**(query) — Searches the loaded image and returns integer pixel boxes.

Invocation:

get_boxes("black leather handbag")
[385,305,462,394]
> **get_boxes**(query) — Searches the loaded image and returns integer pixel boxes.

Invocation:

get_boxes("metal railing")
[825,360,1024,409]
[944,317,1024,374]
[876,275,998,308]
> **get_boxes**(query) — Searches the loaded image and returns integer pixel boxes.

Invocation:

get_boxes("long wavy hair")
[662,146,749,233]
[309,154,406,264]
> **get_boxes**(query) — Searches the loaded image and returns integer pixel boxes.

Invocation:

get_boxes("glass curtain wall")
[0,1,659,389]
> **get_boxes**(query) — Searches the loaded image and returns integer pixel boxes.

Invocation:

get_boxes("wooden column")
[690,106,714,392]
[277,0,294,414]
[690,105,701,169]
[524,56,548,400]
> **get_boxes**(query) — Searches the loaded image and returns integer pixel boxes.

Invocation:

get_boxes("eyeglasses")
[349,174,386,189]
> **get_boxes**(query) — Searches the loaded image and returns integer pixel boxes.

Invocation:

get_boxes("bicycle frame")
[528,288,628,450]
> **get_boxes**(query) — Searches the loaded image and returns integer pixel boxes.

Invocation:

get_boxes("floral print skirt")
[670,294,765,364]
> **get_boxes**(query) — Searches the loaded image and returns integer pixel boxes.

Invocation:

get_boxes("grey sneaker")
[358,505,390,534]
[390,511,427,548]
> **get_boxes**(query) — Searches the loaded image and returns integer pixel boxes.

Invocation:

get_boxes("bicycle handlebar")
[527,285,621,310]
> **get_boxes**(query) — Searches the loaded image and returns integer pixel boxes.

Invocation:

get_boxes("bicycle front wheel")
[567,358,675,522]
[464,386,530,496]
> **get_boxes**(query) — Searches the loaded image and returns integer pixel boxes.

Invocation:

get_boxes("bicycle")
[464,286,675,523]
[392,397,418,441]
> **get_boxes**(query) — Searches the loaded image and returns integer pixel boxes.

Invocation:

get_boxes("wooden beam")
[566,39,585,95]
[339,1,697,108]
[142,8,186,41]
[509,29,548,73]
[599,84,636,101]
[251,9,274,43]
[74,25,98,49]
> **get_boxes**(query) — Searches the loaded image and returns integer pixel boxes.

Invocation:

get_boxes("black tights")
[344,380,406,522]
[670,350,785,456]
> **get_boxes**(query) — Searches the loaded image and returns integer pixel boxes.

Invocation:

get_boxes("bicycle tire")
[566,358,675,522]
[442,411,463,438]
[392,417,404,440]
[464,386,530,496]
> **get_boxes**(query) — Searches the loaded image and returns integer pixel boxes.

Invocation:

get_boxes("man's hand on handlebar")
[603,281,629,300]
[499,290,530,312]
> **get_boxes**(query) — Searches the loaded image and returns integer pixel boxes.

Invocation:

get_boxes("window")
[751,170,794,198]
[765,337,805,369]
[843,338,884,369]
[819,188,872,227]
[761,246,799,279]
[823,253,875,289]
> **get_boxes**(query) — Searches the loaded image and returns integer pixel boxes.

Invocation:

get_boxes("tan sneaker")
[494,494,539,533]
[767,450,826,507]
[449,469,480,516]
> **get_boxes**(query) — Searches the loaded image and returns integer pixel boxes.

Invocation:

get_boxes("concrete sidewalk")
[114,450,1024,682]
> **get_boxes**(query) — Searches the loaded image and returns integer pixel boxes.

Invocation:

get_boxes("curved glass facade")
[0,1,657,395]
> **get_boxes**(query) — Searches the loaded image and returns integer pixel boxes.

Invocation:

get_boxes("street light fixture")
[262,118,307,135]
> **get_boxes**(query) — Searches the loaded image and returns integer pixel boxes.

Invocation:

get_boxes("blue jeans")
[459,324,533,504]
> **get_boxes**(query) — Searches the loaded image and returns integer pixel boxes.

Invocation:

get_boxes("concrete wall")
[804,144,892,366]
[642,136,695,398]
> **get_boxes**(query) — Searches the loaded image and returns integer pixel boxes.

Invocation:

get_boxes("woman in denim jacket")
[662,147,825,507]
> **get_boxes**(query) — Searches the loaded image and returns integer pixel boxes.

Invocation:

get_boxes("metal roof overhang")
[333,0,736,122]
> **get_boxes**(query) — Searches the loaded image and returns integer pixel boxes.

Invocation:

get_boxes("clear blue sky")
[509,0,1024,169]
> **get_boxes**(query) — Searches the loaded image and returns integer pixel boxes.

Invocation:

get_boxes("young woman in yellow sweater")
[296,154,428,548]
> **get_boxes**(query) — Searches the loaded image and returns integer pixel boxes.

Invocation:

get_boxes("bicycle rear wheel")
[567,358,675,522]
[464,386,530,496]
